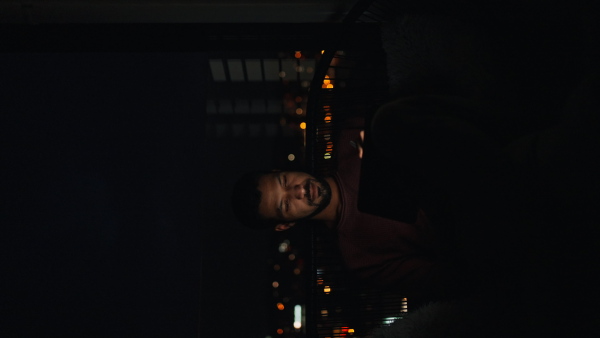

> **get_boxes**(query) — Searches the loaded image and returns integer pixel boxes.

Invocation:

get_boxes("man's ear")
[274,222,295,231]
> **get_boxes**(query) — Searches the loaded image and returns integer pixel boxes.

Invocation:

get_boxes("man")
[231,124,481,305]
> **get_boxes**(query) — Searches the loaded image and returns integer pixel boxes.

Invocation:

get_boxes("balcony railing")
[305,1,410,337]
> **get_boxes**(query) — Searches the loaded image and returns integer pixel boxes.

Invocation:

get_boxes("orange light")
[277,302,285,310]
[294,51,302,58]
[295,96,303,103]
[277,328,284,335]
[323,105,331,111]
[296,108,303,115]
[324,116,332,123]
[300,122,306,130]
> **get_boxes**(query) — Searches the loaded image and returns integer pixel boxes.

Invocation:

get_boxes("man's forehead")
[258,172,279,188]
[257,173,280,219]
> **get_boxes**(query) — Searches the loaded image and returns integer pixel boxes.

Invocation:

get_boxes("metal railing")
[305,1,410,337]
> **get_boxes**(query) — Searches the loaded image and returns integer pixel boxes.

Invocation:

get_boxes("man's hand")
[350,130,365,159]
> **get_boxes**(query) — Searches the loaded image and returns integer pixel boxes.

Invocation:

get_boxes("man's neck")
[311,176,341,228]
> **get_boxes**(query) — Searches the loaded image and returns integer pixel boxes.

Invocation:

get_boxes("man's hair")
[231,170,277,229]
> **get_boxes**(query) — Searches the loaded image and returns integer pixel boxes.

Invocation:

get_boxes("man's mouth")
[305,180,319,205]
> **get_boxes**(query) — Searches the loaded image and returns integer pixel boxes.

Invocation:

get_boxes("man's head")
[231,170,332,231]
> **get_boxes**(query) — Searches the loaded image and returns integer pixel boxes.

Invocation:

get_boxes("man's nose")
[291,183,305,199]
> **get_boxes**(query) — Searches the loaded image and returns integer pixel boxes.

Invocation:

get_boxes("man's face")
[257,171,331,224]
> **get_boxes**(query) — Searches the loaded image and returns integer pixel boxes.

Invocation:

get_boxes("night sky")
[2,52,271,337]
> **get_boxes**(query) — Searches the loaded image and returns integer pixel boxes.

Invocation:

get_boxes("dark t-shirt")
[332,127,473,302]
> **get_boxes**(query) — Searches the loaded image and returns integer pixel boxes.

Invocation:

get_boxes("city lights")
[326,141,333,152]
[383,317,400,325]
[278,241,289,253]
[288,153,295,161]
[293,305,302,329]
[277,302,285,310]
[299,122,306,129]
[322,75,334,89]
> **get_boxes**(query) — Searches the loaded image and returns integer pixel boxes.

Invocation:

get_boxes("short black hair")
[231,170,277,229]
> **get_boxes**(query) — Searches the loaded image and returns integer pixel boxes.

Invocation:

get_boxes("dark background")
[2,52,272,337]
